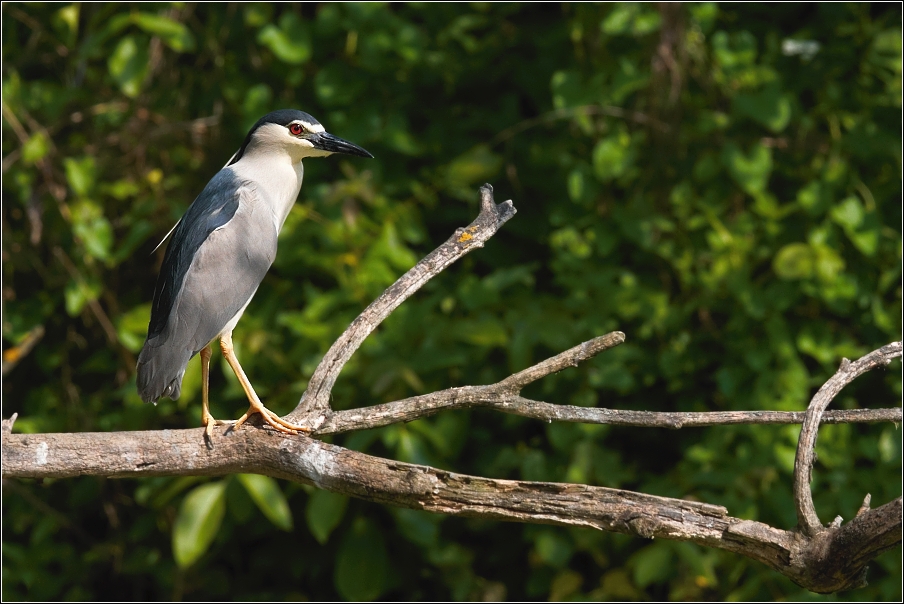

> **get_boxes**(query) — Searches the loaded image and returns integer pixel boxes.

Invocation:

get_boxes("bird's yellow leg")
[219,331,310,434]
[200,344,225,437]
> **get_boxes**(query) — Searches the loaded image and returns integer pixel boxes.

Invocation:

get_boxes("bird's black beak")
[312,132,373,158]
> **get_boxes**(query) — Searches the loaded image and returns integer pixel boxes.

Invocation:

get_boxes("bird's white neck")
[229,152,304,234]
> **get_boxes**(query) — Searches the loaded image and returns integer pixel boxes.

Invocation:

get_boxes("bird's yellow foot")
[233,401,311,434]
[202,411,232,438]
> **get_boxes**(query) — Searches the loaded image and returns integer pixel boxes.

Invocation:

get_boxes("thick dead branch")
[3,426,899,593]
[793,341,903,537]
[288,184,516,427]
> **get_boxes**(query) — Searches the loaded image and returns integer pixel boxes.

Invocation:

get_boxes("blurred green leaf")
[236,474,293,531]
[107,35,149,97]
[593,129,636,181]
[550,569,583,600]
[455,317,508,347]
[393,508,439,548]
[64,277,101,316]
[444,145,503,193]
[172,481,227,568]
[21,132,50,165]
[244,4,272,28]
[534,530,573,568]
[52,5,79,46]
[71,200,113,261]
[101,178,140,200]
[723,142,772,195]
[773,243,814,280]
[551,69,594,109]
[116,303,151,352]
[813,244,846,281]
[830,196,865,230]
[257,13,311,65]
[796,181,824,213]
[831,196,880,256]
[601,4,661,36]
[632,543,673,588]
[383,112,422,155]
[868,28,903,80]
[314,63,366,106]
[135,476,203,509]
[242,84,273,128]
[63,157,96,197]
[132,13,195,52]
[551,226,594,258]
[879,428,900,463]
[306,489,348,544]
[734,84,792,133]
[712,30,757,70]
[334,516,388,601]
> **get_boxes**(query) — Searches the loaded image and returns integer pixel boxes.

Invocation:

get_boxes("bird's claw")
[233,403,311,435]
[202,413,234,438]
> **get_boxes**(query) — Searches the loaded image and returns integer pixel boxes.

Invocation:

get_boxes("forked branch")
[314,332,900,435]
[288,184,516,427]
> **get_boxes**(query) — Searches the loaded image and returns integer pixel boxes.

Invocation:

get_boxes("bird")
[137,109,373,437]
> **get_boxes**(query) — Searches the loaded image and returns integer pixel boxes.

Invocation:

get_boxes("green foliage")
[172,481,227,568]
[2,2,901,601]
[334,516,390,601]
[236,474,294,532]
[306,489,349,545]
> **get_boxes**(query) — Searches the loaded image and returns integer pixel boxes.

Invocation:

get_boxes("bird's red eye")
[289,123,304,135]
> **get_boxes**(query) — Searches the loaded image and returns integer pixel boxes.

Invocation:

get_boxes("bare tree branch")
[315,330,901,435]
[288,184,516,427]
[2,186,900,595]
[793,341,903,537]
[3,425,899,594]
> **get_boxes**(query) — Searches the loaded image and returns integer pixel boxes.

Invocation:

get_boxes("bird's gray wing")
[137,171,277,402]
[169,198,277,352]
[151,145,243,259]
[146,169,244,340]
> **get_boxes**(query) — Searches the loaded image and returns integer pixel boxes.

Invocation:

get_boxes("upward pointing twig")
[287,184,516,427]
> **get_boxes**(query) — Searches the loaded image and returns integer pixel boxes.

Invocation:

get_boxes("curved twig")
[793,341,903,537]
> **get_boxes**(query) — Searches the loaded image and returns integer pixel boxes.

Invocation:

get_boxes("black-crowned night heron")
[137,109,372,436]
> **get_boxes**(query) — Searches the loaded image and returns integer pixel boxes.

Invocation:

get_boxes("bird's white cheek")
[290,139,331,160]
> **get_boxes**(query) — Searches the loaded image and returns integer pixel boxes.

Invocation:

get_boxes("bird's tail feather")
[136,337,191,404]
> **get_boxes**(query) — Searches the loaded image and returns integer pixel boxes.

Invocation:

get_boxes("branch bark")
[3,424,899,593]
[2,185,900,594]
